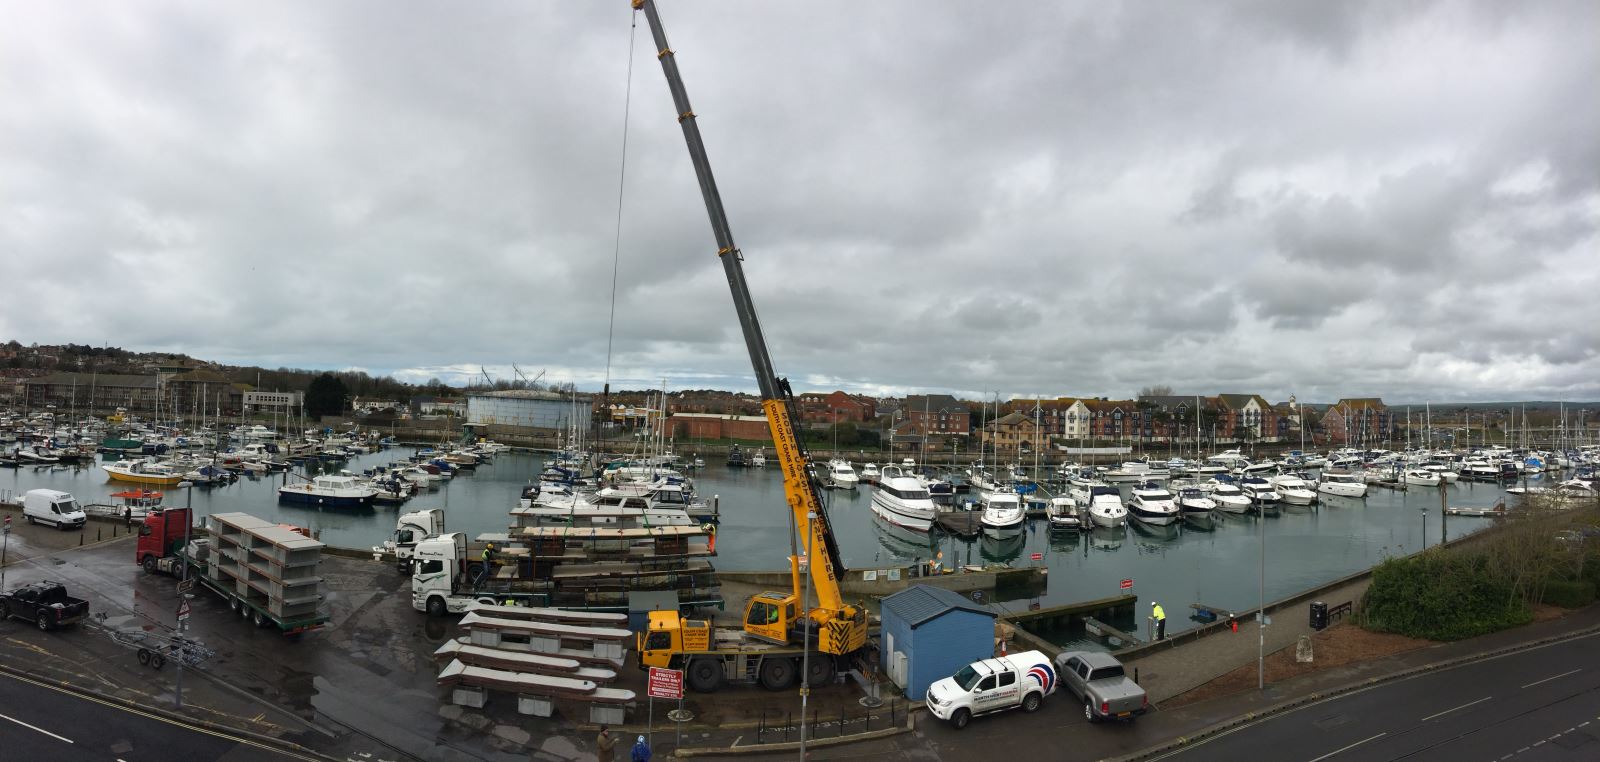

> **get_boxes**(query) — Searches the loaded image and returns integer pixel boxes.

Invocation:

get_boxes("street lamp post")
[177,483,193,708]
[799,509,815,757]
[1258,492,1266,690]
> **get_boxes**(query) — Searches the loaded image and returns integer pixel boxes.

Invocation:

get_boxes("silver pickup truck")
[1055,650,1147,723]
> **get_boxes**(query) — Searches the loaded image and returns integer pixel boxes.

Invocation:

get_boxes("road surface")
[1157,631,1600,760]
[0,669,312,761]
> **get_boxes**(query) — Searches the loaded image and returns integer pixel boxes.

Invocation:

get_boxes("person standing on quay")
[1152,601,1167,640]
[631,735,652,762]
[595,726,616,762]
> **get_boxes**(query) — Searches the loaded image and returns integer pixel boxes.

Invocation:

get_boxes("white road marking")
[1421,696,1493,722]
[0,712,74,743]
[1307,732,1387,762]
[1521,668,1581,689]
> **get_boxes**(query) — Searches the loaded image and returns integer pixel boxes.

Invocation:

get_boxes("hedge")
[1358,550,1532,641]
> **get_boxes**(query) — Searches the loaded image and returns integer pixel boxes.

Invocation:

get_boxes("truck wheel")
[0,601,9,621]
[36,612,51,631]
[759,658,796,691]
[686,658,723,693]
[1084,700,1098,724]
[151,653,165,670]
[230,598,241,613]
[143,555,157,575]
[804,657,835,687]
[426,597,448,618]
[137,648,152,666]
[951,708,970,730]
[252,609,267,628]
[1022,692,1041,713]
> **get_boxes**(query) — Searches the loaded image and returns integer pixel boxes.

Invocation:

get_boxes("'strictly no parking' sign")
[648,667,683,699]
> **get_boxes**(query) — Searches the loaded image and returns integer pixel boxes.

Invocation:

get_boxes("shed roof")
[881,585,996,628]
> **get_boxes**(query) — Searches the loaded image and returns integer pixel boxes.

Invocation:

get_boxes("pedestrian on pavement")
[595,726,616,762]
[1152,601,1166,640]
[631,734,652,762]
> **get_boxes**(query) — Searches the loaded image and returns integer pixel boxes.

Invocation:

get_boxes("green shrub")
[1358,550,1532,641]
[1540,577,1597,608]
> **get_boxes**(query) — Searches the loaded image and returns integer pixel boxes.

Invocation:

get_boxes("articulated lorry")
[373,508,446,573]
[136,508,329,636]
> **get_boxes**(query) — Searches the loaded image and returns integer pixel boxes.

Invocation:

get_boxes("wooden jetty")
[1446,499,1507,517]
[1002,593,1137,628]
[935,509,983,537]
[1003,593,1139,655]
[1083,616,1141,646]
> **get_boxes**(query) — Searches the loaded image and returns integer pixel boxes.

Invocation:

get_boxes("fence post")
[758,707,764,744]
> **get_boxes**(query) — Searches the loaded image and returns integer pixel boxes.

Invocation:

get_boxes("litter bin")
[1309,601,1328,631]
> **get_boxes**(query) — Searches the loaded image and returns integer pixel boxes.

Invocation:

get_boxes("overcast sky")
[3,1,1596,403]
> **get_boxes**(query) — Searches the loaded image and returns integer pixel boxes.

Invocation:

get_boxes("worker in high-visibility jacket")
[1152,601,1167,640]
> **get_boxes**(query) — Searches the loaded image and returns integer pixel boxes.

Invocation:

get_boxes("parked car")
[925,650,1057,729]
[0,582,90,631]
[1055,650,1147,723]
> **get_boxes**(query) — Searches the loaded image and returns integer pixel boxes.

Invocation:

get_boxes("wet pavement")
[0,533,897,761]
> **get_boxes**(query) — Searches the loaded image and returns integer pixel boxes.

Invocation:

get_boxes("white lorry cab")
[22,489,87,530]
[926,650,1057,729]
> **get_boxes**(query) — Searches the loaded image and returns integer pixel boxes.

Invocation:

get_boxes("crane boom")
[635,0,857,635]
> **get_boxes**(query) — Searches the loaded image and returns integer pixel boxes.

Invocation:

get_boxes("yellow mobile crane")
[631,0,869,692]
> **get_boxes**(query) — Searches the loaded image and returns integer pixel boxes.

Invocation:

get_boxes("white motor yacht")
[1046,497,1082,531]
[1084,487,1128,527]
[750,451,767,468]
[1317,471,1368,498]
[1128,481,1179,526]
[1240,477,1281,504]
[860,462,881,482]
[1199,477,1253,513]
[826,459,859,489]
[870,466,937,532]
[1270,473,1318,505]
[1174,486,1216,515]
[1403,469,1442,487]
[1422,464,1459,483]
[978,492,1025,537]
[1103,461,1155,483]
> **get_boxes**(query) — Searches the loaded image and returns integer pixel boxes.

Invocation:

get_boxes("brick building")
[901,394,971,436]
[1214,394,1278,442]
[670,412,772,442]
[798,391,877,424]
[1322,398,1394,445]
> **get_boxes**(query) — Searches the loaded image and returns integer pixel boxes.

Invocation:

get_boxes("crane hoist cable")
[602,8,641,410]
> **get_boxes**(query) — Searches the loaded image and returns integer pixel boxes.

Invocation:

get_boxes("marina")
[0,444,1539,643]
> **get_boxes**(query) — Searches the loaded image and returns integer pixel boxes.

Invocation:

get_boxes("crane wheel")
[803,657,836,688]
[759,658,796,691]
[686,658,723,693]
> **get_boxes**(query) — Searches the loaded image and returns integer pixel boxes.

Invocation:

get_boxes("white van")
[926,650,1058,729]
[22,489,87,530]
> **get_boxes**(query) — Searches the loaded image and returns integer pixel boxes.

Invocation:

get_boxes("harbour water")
[3,449,1525,638]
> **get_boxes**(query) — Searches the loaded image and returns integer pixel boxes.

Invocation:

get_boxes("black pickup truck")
[0,582,90,631]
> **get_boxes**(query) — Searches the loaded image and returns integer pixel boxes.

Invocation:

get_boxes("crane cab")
[638,610,712,669]
[744,591,799,645]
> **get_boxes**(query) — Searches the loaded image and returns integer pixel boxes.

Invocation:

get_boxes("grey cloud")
[3,0,1598,402]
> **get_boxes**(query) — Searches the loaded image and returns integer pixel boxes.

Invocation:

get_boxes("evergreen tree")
[304,373,351,418]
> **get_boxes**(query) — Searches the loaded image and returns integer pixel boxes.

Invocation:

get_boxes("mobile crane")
[631,0,869,691]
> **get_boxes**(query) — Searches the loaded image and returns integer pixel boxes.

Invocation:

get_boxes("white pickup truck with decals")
[925,650,1057,729]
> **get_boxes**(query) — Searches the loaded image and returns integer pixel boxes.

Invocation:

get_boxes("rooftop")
[882,584,996,628]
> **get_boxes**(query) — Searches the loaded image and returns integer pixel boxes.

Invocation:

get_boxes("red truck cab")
[136,508,192,574]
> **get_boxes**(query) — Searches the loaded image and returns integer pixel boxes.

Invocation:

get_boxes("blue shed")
[879,585,997,701]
